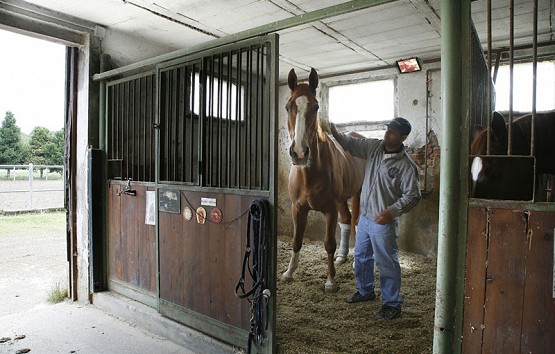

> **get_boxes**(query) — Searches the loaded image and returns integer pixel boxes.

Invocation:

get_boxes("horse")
[470,110,555,200]
[280,68,366,293]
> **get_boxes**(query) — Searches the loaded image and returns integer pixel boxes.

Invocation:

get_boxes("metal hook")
[117,178,136,196]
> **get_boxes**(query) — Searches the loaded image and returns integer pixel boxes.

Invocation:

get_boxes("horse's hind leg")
[324,210,339,293]
[335,201,352,266]
[281,205,308,283]
[348,193,361,269]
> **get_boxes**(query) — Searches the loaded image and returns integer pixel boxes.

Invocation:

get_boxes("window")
[494,60,555,112]
[328,79,394,138]
[192,73,245,121]
[329,79,394,123]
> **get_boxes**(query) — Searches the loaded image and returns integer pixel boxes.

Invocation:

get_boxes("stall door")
[156,35,278,352]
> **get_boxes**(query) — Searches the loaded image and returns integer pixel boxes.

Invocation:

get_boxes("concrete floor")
[0,213,242,354]
[0,293,242,354]
[0,301,188,354]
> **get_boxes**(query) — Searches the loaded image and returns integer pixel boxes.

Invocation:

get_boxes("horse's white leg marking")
[281,251,300,282]
[293,96,308,159]
[334,222,350,266]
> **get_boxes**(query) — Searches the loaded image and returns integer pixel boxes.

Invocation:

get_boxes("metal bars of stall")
[481,0,541,200]
[484,0,540,157]
[158,44,270,191]
[531,0,538,155]
[158,62,201,184]
[106,72,156,183]
[203,45,268,190]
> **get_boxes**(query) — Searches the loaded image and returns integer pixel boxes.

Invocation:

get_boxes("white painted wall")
[99,28,176,68]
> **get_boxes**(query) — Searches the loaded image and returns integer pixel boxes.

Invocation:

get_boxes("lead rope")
[235,199,271,354]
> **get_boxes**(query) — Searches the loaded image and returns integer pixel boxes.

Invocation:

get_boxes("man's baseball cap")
[386,117,411,136]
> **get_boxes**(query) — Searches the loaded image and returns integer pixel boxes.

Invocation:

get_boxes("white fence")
[0,164,64,211]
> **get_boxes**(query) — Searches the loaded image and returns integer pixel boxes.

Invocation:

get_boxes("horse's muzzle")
[289,145,310,166]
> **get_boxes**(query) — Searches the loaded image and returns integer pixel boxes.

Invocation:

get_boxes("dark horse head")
[469,111,555,200]
[286,68,320,166]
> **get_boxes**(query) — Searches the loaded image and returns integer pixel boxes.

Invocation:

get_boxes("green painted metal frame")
[434,0,471,353]
[92,0,394,82]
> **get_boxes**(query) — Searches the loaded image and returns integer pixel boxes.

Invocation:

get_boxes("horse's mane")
[316,116,330,142]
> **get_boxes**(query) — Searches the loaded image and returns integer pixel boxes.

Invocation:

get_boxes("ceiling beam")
[94,0,396,80]
[0,0,97,33]
[122,0,226,39]
[408,0,441,35]
[270,0,386,64]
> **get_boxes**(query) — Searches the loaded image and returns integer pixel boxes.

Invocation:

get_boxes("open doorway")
[0,29,69,316]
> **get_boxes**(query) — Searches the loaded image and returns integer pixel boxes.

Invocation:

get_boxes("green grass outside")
[47,281,69,303]
[0,211,66,235]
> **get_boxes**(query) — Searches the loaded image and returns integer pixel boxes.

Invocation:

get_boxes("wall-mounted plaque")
[159,189,181,214]
[210,207,222,224]
[183,206,193,221]
[196,207,206,224]
[201,197,217,207]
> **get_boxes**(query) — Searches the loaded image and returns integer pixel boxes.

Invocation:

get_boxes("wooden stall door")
[463,207,555,354]
[521,211,555,352]
[107,182,157,306]
[156,34,278,352]
[158,191,256,347]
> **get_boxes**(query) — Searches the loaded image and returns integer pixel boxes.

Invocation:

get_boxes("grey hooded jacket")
[333,132,421,221]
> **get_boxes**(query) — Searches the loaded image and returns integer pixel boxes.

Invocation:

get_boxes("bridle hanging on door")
[235,199,271,353]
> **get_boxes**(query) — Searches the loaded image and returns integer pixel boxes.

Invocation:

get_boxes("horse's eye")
[285,104,290,113]
[314,104,319,112]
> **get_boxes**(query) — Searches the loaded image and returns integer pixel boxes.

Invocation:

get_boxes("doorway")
[0,29,71,314]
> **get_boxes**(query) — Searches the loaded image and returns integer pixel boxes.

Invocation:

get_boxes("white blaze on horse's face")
[471,157,483,196]
[471,157,483,182]
[292,95,309,160]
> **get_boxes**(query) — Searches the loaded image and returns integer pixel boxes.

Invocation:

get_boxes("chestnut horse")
[470,110,555,200]
[281,68,366,293]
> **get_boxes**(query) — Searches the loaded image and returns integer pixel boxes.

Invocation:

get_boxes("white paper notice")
[145,191,156,225]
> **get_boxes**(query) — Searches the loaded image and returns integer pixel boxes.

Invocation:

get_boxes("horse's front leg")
[281,204,308,283]
[335,200,352,266]
[324,210,339,293]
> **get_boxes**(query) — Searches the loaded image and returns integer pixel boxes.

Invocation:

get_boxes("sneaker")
[345,291,376,303]
[373,304,401,320]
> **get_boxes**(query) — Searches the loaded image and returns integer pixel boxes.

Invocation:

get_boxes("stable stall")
[1,0,554,353]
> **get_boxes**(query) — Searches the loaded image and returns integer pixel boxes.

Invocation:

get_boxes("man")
[330,117,421,320]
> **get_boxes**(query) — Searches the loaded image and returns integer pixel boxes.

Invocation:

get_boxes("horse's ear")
[472,124,484,140]
[491,111,507,143]
[309,68,318,92]
[288,69,297,91]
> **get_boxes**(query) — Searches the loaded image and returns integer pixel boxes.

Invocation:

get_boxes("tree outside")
[29,126,53,165]
[0,111,63,166]
[0,111,28,164]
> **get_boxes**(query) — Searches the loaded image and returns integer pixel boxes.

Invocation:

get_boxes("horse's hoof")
[281,273,294,283]
[334,256,347,266]
[324,283,339,293]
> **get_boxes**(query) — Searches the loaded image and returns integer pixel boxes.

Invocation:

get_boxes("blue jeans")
[354,216,402,309]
